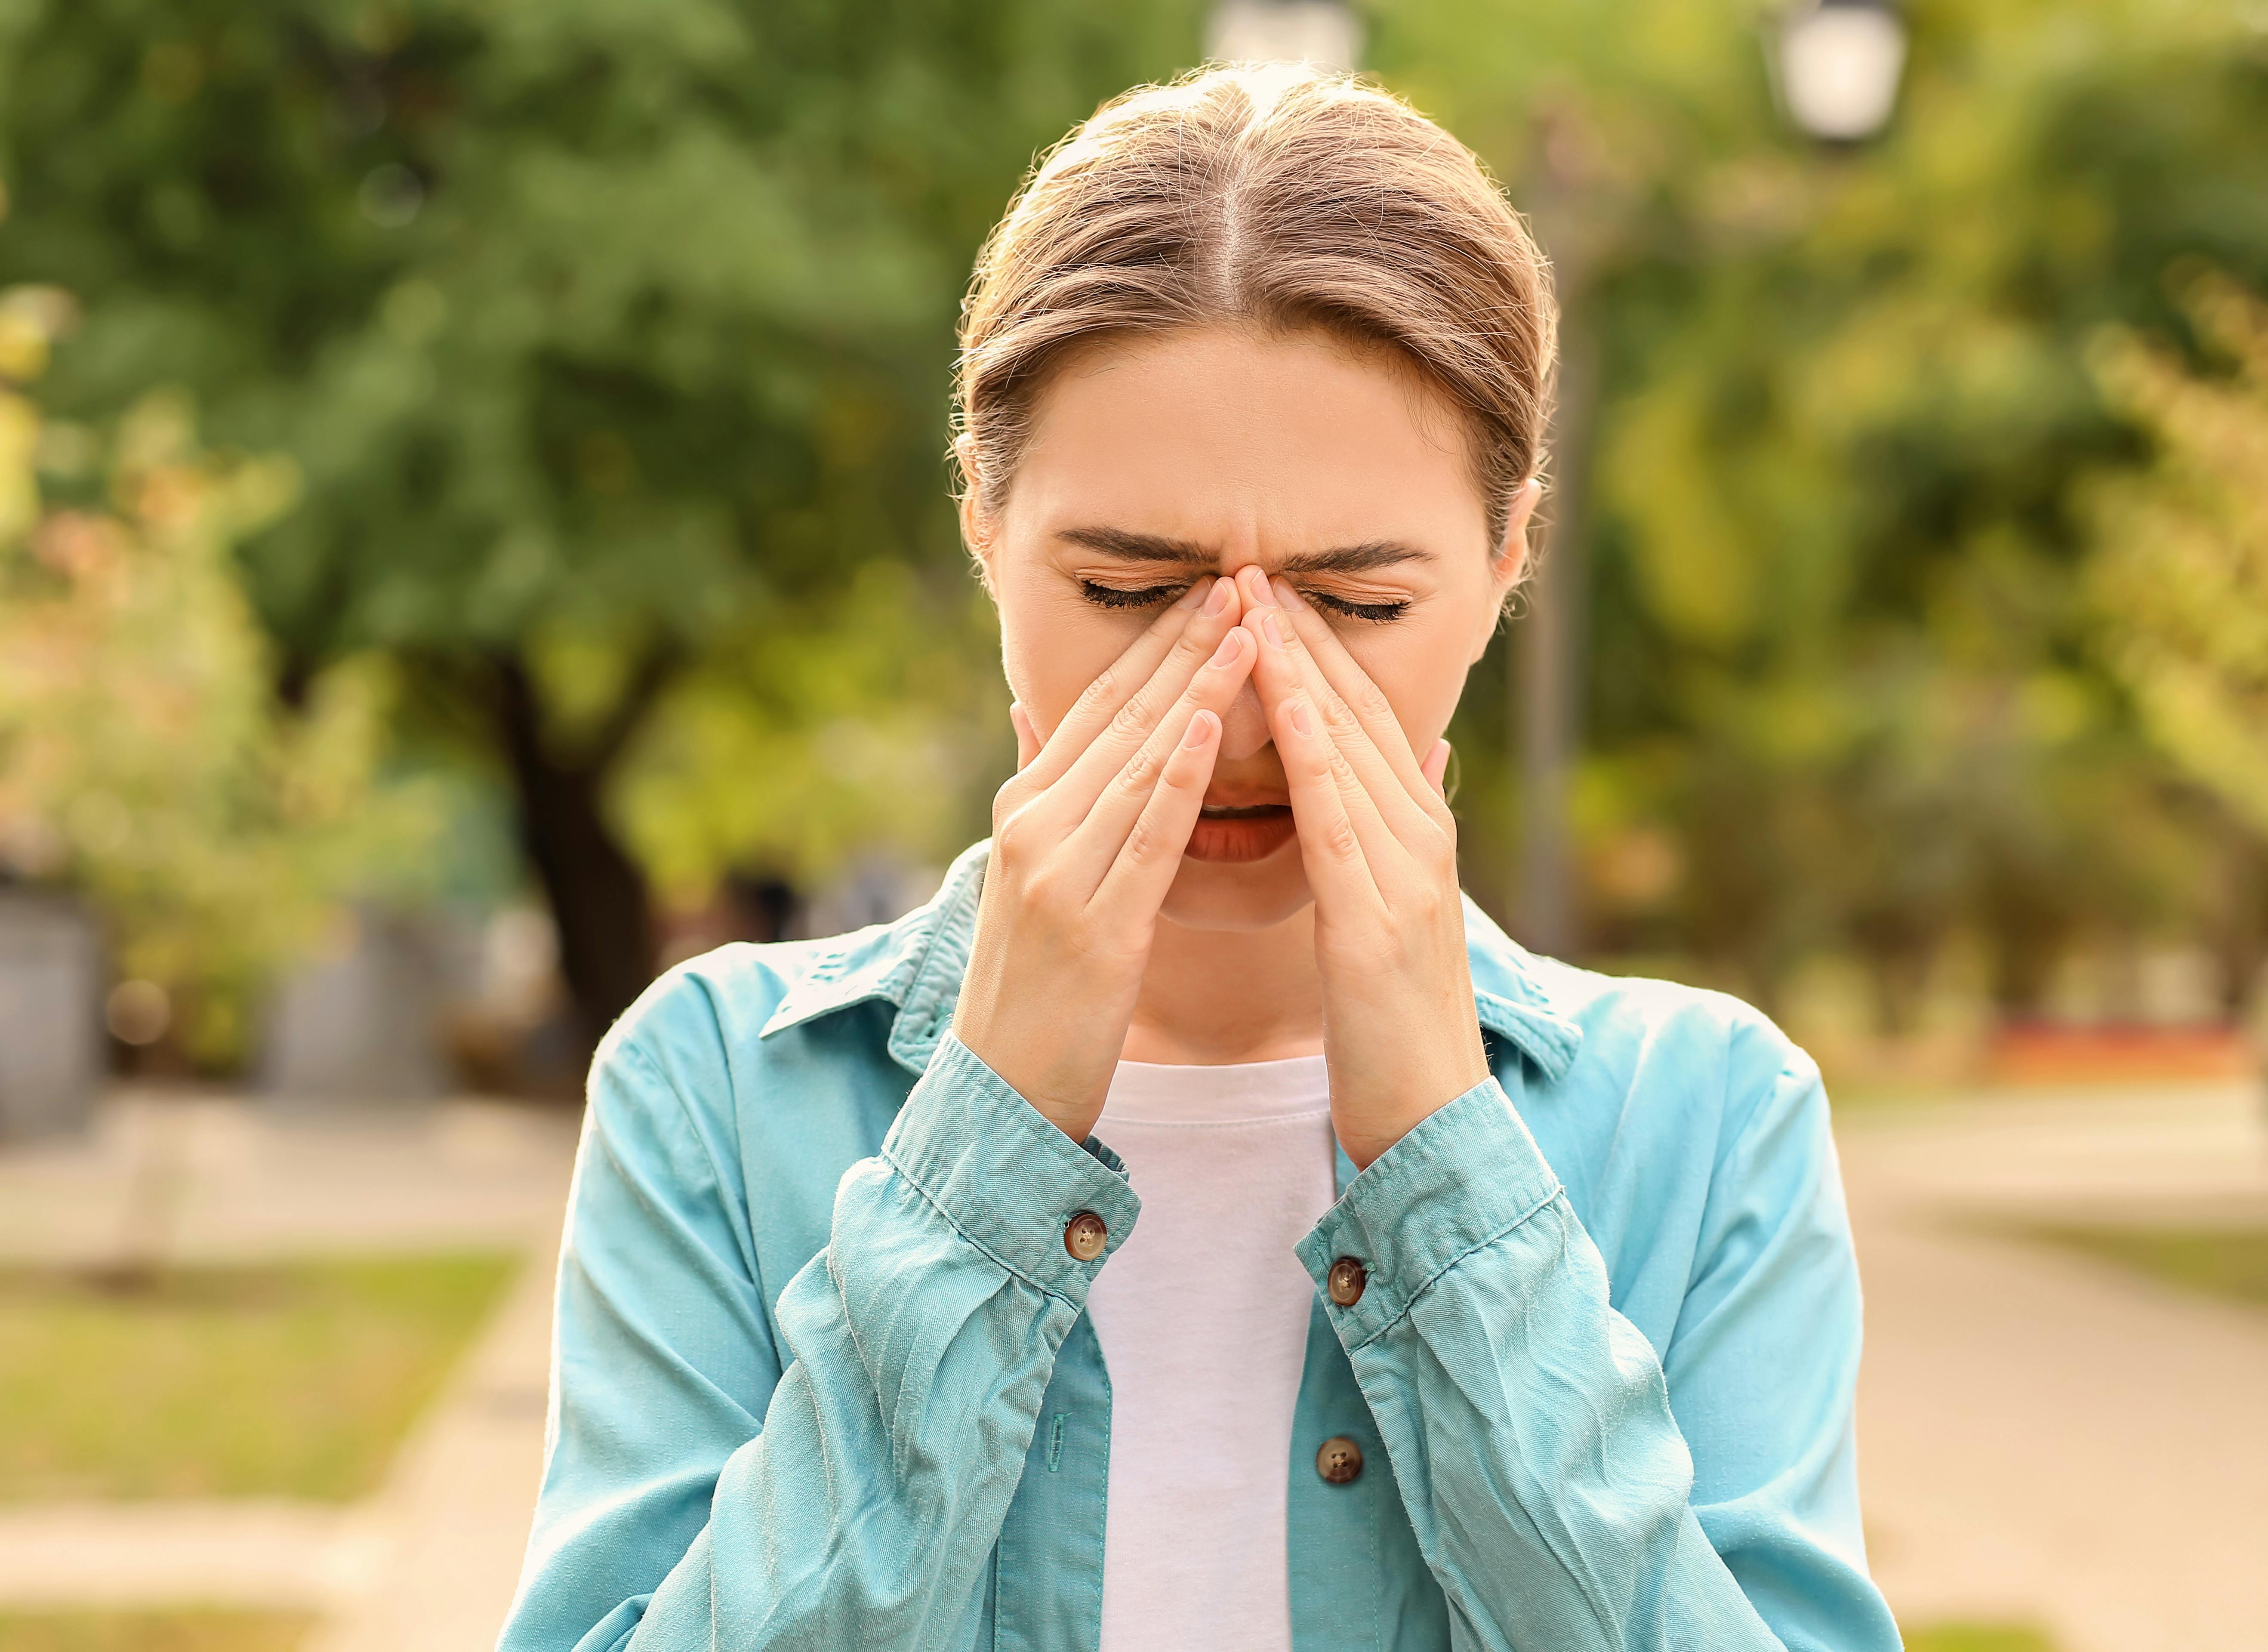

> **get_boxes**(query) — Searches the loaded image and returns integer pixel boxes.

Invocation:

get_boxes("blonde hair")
[954,62,1558,552]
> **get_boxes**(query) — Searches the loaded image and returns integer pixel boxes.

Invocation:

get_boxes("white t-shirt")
[1084,1055,1338,1652]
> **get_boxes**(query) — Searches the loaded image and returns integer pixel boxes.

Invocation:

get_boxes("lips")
[1186,801,1297,863]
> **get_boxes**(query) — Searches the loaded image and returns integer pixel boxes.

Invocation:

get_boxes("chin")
[1157,843,1315,932]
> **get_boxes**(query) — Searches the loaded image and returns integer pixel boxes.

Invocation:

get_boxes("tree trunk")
[492,654,664,1056]
[2206,824,2268,1025]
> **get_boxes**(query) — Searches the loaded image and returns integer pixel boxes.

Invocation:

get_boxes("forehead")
[1006,325,1489,553]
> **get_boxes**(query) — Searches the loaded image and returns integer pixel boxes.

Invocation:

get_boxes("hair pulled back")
[954,62,1558,552]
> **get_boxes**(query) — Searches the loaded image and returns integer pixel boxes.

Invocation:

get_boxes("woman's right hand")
[953,574,1253,1143]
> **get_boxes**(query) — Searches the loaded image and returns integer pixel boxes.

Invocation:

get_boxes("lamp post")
[1771,0,1909,143]
[1206,0,1362,70]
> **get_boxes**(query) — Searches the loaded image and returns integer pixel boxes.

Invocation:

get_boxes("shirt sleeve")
[496,1023,1139,1652]
[1293,1019,1901,1652]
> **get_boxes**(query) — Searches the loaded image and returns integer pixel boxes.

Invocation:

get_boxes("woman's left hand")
[1235,567,1493,1170]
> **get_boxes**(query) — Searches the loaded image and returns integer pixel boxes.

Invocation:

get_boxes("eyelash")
[1075,580,1409,625]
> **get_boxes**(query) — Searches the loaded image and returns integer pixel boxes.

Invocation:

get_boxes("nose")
[1217,679,1270,760]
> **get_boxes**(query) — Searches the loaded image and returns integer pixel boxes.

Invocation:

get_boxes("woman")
[499,65,1900,1652]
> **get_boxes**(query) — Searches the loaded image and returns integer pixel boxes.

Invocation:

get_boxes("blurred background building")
[0,2,2263,1649]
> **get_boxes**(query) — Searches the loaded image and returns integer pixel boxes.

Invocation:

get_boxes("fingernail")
[1204,577,1234,616]
[1286,697,1313,737]
[1270,576,1307,610]
[1245,567,1280,606]
[1259,610,1285,648]
[1177,579,1209,610]
[1210,627,1246,666]
[1182,709,1217,749]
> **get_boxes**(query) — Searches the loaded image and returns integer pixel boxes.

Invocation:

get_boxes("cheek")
[997,582,1144,737]
[1341,625,1470,749]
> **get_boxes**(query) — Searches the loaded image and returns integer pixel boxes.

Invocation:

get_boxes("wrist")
[949,1013,1109,1144]
[1330,1041,1491,1171]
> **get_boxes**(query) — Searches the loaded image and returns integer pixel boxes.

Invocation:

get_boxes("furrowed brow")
[1056,526,1213,566]
[1276,541,1432,576]
[1055,528,1432,576]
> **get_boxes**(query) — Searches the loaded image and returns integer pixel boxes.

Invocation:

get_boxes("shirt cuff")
[1295,1076,1562,1348]
[881,1031,1141,1306]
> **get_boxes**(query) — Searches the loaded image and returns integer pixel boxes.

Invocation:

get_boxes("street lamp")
[1772,0,1909,142]
[1206,0,1362,70]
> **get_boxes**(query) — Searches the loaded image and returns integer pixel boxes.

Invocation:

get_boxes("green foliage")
[2027,1223,2268,1315]
[1382,0,2268,1014]
[0,0,1200,888]
[0,1252,517,1502]
[2087,270,2268,835]
[1900,1626,2061,1652]
[620,560,1005,901]
[5,0,2265,1032]
[0,330,443,1066]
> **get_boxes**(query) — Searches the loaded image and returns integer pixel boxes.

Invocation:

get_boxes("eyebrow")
[1054,525,1432,576]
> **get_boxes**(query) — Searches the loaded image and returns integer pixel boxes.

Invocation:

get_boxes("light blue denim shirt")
[498,841,1899,1652]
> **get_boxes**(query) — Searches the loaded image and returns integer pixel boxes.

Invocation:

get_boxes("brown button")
[1316,1435,1364,1485]
[1326,1257,1367,1307]
[1063,1211,1108,1261]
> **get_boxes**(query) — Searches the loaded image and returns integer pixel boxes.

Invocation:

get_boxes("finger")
[1009,576,1227,797]
[1422,738,1451,798]
[1058,623,1258,880]
[1035,577,1250,824]
[1260,679,1390,915]
[1242,599,1433,859]
[1010,702,1040,771]
[1088,708,1221,923]
[1247,569,1445,822]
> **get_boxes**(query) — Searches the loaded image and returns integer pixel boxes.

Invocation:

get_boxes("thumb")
[1421,738,1452,799]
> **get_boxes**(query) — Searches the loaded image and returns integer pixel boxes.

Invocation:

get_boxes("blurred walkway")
[1843,1081,2268,1652]
[5,1084,2265,1649]
[0,1094,580,1647]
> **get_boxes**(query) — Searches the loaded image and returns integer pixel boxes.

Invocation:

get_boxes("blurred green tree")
[1382,0,2268,1022]
[0,290,437,1067]
[0,0,1200,1045]
[2089,270,2268,835]
[2087,268,2268,1018]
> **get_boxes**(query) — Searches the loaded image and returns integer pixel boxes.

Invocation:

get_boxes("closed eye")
[1076,579,1188,611]
[1307,591,1409,624]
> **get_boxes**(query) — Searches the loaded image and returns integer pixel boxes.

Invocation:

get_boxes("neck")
[1120,906,1327,1065]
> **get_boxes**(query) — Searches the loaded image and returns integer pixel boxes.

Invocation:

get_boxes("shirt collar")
[761,839,1583,1084]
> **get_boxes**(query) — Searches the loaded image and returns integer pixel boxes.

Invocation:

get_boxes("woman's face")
[966,325,1531,932]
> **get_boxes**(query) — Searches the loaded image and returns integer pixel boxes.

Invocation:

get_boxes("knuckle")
[1121,813,1163,865]
[1116,743,1162,795]
[1324,817,1362,864]
[1019,864,1066,914]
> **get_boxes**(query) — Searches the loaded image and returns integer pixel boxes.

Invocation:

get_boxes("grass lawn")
[2025,1224,2268,1315]
[0,1253,517,1503]
[0,1611,313,1652]
[1901,1625,2060,1652]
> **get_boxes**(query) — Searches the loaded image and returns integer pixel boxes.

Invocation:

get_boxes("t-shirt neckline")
[1100,1053,1331,1127]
